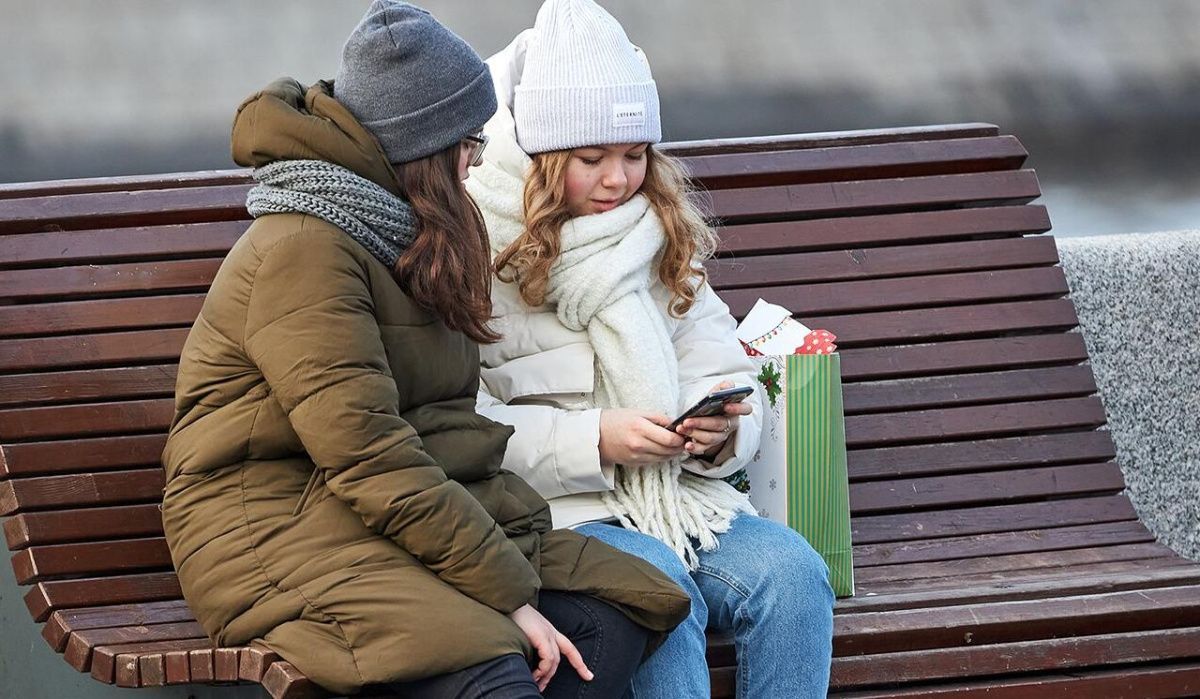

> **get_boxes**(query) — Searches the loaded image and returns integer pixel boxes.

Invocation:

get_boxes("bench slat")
[0,221,246,269]
[0,327,191,372]
[829,627,1200,690]
[64,620,206,671]
[89,638,212,685]
[846,566,1200,613]
[12,537,172,584]
[0,365,178,408]
[706,170,1041,224]
[4,503,164,549]
[718,206,1050,256]
[682,136,1027,189]
[0,434,166,478]
[833,584,1200,655]
[723,265,1070,319]
[0,185,252,236]
[841,333,1089,380]
[849,463,1125,514]
[849,431,1117,482]
[843,366,1097,415]
[0,401,173,442]
[0,296,204,339]
[831,661,1200,699]
[0,259,222,302]
[853,520,1155,568]
[261,660,324,699]
[852,494,1138,545]
[26,571,182,622]
[43,599,194,652]
[663,123,1001,158]
[708,235,1057,289]
[240,645,283,683]
[0,467,167,517]
[862,557,1200,596]
[845,396,1107,447]
[855,542,1182,586]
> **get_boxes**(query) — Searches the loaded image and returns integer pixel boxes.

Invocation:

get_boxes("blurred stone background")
[2,0,1198,236]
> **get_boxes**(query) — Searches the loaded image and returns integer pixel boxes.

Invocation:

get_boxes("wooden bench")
[2,123,1199,698]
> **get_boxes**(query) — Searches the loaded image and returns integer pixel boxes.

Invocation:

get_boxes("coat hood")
[231,77,403,196]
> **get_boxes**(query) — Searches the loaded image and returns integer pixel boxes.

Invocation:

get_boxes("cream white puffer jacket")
[470,31,763,529]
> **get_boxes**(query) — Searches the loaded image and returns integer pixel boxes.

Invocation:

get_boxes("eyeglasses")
[462,131,489,167]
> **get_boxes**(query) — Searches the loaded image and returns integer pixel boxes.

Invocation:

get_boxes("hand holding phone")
[667,385,754,433]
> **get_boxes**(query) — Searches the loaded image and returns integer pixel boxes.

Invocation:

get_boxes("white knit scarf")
[468,157,753,568]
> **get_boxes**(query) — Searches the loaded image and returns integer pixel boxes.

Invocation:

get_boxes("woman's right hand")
[598,409,687,467]
[508,604,593,691]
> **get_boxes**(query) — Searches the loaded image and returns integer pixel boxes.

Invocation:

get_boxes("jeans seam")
[695,563,753,600]
[555,593,603,699]
[696,564,755,697]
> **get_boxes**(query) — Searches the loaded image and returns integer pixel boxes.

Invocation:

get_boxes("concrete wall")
[1058,231,1200,562]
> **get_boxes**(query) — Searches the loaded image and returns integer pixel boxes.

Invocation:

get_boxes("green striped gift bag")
[744,353,854,597]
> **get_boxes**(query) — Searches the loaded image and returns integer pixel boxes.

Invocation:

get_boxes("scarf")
[468,157,754,568]
[245,159,418,268]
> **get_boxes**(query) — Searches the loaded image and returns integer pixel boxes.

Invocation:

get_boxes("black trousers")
[385,591,650,698]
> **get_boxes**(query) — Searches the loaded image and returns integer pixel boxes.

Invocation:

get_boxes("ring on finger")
[723,417,732,434]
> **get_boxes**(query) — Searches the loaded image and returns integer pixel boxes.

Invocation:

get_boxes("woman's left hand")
[676,381,753,457]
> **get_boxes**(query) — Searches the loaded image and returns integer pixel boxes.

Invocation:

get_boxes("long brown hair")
[393,146,500,343]
[494,146,718,317]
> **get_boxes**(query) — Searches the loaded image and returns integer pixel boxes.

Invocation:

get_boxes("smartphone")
[667,385,754,432]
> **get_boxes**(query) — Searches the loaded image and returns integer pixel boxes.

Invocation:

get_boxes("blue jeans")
[577,514,834,699]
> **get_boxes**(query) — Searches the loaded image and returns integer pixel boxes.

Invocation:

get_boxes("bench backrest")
[0,123,1134,647]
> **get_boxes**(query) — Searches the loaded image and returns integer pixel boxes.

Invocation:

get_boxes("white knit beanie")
[513,0,661,154]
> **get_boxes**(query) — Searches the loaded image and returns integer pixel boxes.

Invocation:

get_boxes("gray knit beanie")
[334,1,497,164]
[514,0,661,154]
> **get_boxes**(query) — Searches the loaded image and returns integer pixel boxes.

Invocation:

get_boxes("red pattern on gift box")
[795,329,838,355]
[740,340,765,357]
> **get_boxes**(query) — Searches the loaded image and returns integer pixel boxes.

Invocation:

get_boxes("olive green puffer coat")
[160,78,689,695]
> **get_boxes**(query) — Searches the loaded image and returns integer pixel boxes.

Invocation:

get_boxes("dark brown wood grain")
[702,170,1041,224]
[0,296,203,339]
[851,494,1139,545]
[848,431,1117,481]
[830,627,1200,689]
[12,537,172,584]
[0,259,221,301]
[706,235,1057,289]
[848,462,1126,514]
[0,365,179,408]
[0,221,245,268]
[5,503,165,549]
[853,520,1156,568]
[833,661,1200,698]
[64,620,205,671]
[662,123,1001,157]
[844,396,1108,448]
[25,571,182,622]
[0,185,252,236]
[680,136,1028,189]
[0,468,166,516]
[842,365,1097,415]
[0,434,167,478]
[834,584,1200,656]
[89,638,211,684]
[0,327,191,373]
[0,400,174,441]
[42,599,194,652]
[715,205,1050,257]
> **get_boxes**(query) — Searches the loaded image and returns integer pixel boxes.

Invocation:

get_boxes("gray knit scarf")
[245,159,418,268]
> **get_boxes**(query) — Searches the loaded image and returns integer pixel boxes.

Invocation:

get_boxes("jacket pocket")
[481,343,596,404]
[291,468,328,517]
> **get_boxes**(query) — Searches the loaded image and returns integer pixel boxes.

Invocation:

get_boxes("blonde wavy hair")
[494,146,719,318]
